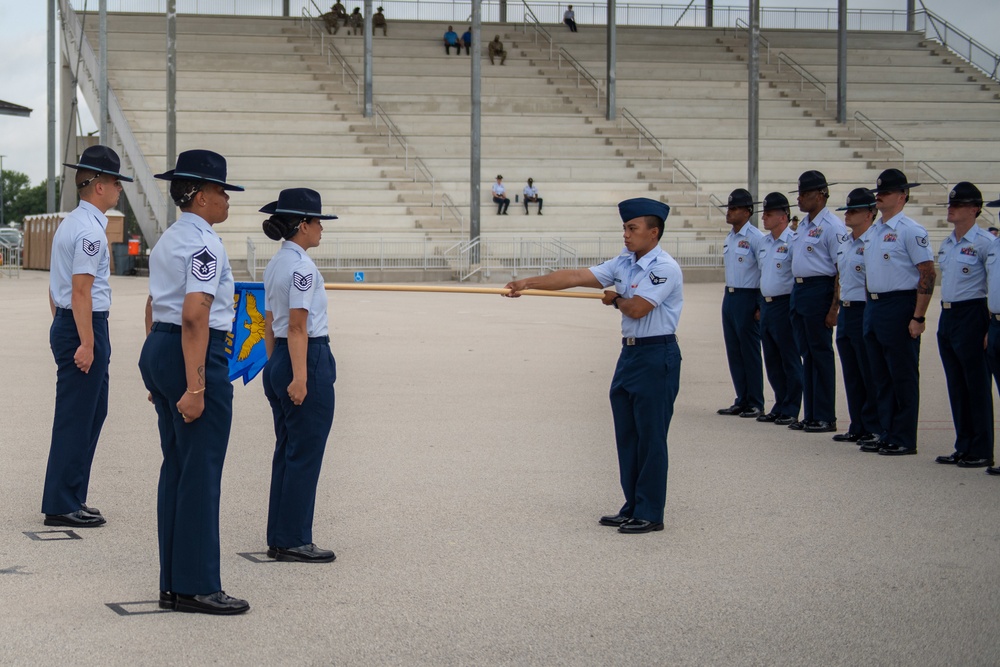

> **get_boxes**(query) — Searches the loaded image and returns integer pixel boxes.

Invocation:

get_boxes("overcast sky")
[0,1,997,186]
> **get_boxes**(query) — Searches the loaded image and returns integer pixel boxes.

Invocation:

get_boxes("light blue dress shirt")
[862,211,934,294]
[148,211,235,332]
[789,208,848,278]
[48,200,112,311]
[938,225,992,302]
[836,233,868,303]
[723,221,765,288]
[758,228,795,298]
[590,245,684,337]
[263,240,329,337]
[985,236,1000,313]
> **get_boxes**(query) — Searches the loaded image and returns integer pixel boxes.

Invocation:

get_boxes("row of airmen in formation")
[718,168,1000,474]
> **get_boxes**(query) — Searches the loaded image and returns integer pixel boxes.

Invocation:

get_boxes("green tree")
[1,170,58,226]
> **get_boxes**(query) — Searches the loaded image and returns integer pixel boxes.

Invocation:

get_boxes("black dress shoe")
[598,513,632,527]
[986,466,1000,476]
[787,420,807,431]
[81,504,102,516]
[832,432,862,442]
[805,421,837,433]
[878,444,917,456]
[268,543,336,563]
[175,591,250,615]
[859,440,884,453]
[618,518,664,534]
[44,510,106,528]
[774,415,797,426]
[756,412,779,423]
[859,433,881,444]
[739,407,763,419]
[935,452,963,464]
[956,458,994,468]
[159,591,176,610]
[717,404,744,416]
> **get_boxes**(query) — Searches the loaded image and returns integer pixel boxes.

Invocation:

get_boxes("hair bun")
[262,216,286,241]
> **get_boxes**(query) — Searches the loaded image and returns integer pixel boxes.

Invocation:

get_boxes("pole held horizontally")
[323,284,604,299]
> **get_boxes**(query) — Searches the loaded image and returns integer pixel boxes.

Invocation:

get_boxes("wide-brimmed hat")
[721,188,755,209]
[938,181,983,207]
[154,149,244,191]
[790,170,836,193]
[618,197,670,224]
[871,168,920,193]
[63,145,134,182]
[987,197,1000,209]
[761,192,790,212]
[836,187,877,211]
[259,188,338,220]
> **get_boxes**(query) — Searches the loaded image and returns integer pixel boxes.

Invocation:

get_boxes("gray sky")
[0,1,997,187]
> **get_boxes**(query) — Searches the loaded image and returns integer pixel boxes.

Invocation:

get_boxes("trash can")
[111,242,135,276]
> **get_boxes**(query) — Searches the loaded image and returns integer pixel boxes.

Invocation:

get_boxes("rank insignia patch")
[192,246,218,281]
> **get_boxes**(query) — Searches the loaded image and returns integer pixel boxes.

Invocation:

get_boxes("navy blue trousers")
[836,303,881,437]
[609,339,681,524]
[721,288,763,410]
[790,277,837,423]
[938,300,993,460]
[263,338,336,548]
[139,326,232,596]
[42,309,110,515]
[760,296,802,419]
[863,291,921,450]
[987,317,1000,425]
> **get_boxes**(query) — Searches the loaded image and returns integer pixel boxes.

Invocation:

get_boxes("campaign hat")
[790,170,836,193]
[939,181,983,206]
[760,192,790,212]
[259,188,337,220]
[871,168,920,193]
[722,188,755,209]
[154,149,244,191]
[836,188,877,211]
[63,145,133,182]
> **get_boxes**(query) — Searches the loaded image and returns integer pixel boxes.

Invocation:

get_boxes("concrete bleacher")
[84,11,1000,262]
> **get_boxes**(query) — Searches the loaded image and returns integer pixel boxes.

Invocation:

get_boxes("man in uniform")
[756,192,802,425]
[372,6,387,35]
[716,188,765,419]
[859,169,935,457]
[42,145,132,527]
[833,189,881,445]
[503,198,681,534]
[488,35,507,65]
[523,178,543,215]
[934,182,994,468]
[788,170,847,433]
[984,193,1000,476]
[323,1,346,34]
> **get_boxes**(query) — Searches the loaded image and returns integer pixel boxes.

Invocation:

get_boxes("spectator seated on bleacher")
[372,7,387,36]
[523,178,543,215]
[462,27,472,55]
[347,7,363,35]
[444,26,461,55]
[322,0,347,35]
[488,35,507,65]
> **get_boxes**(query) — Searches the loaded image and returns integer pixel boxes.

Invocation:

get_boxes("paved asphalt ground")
[1,270,999,666]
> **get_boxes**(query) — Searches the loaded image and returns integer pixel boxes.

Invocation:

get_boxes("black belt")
[725,287,758,294]
[763,294,790,303]
[794,275,834,284]
[151,322,228,340]
[867,289,917,301]
[55,307,108,319]
[841,299,866,307]
[941,298,986,310]
[622,335,676,346]
[275,336,330,345]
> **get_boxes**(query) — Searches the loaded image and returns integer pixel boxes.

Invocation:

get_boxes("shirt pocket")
[956,252,978,266]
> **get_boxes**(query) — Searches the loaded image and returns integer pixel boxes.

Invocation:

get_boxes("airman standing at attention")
[983,192,1000,476]
[787,170,847,434]
[716,188,765,419]
[933,182,994,469]
[859,169,935,457]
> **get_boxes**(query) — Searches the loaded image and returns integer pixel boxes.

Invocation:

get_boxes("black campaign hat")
[259,188,338,220]
[722,188,755,209]
[871,168,920,193]
[790,170,836,193]
[987,196,1000,208]
[618,197,670,224]
[761,192,790,212]
[939,181,983,206]
[154,149,244,191]
[836,187,877,211]
[63,145,133,182]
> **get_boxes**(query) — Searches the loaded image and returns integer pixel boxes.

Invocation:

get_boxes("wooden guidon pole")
[323,284,604,299]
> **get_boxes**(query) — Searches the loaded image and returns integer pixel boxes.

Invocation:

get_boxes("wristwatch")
[911,316,926,324]
[612,295,623,310]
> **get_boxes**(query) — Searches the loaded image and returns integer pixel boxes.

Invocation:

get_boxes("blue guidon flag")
[227,282,268,384]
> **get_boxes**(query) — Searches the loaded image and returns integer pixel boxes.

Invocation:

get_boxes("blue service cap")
[618,197,670,224]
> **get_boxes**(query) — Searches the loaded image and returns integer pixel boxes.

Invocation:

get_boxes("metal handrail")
[247,236,257,280]
[439,193,464,227]
[61,0,167,245]
[520,1,556,60]
[918,4,1000,83]
[776,51,828,109]
[619,108,701,204]
[852,111,906,165]
[373,103,409,166]
[301,4,361,106]
[556,47,602,107]
[915,160,949,192]
[734,17,770,65]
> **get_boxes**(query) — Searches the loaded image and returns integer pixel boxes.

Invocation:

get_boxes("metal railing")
[520,0,556,60]
[618,108,702,206]
[439,193,464,227]
[62,0,167,246]
[776,51,828,109]
[918,4,1000,83]
[0,241,22,278]
[302,1,362,106]
[733,18,770,64]
[555,48,602,107]
[852,111,906,165]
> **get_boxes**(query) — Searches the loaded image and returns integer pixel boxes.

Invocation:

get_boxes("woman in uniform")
[138,149,250,615]
[259,188,338,563]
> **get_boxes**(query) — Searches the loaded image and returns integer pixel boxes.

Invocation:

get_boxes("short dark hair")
[644,214,664,241]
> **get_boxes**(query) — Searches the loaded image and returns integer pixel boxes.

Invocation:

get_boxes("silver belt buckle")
[764,296,773,303]
[942,302,952,309]
[994,313,1000,321]
[870,293,880,300]
[625,337,637,346]
[795,277,804,284]
[842,300,850,307]
[727,287,735,293]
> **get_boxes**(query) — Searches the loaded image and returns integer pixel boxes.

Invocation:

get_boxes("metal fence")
[0,241,23,278]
